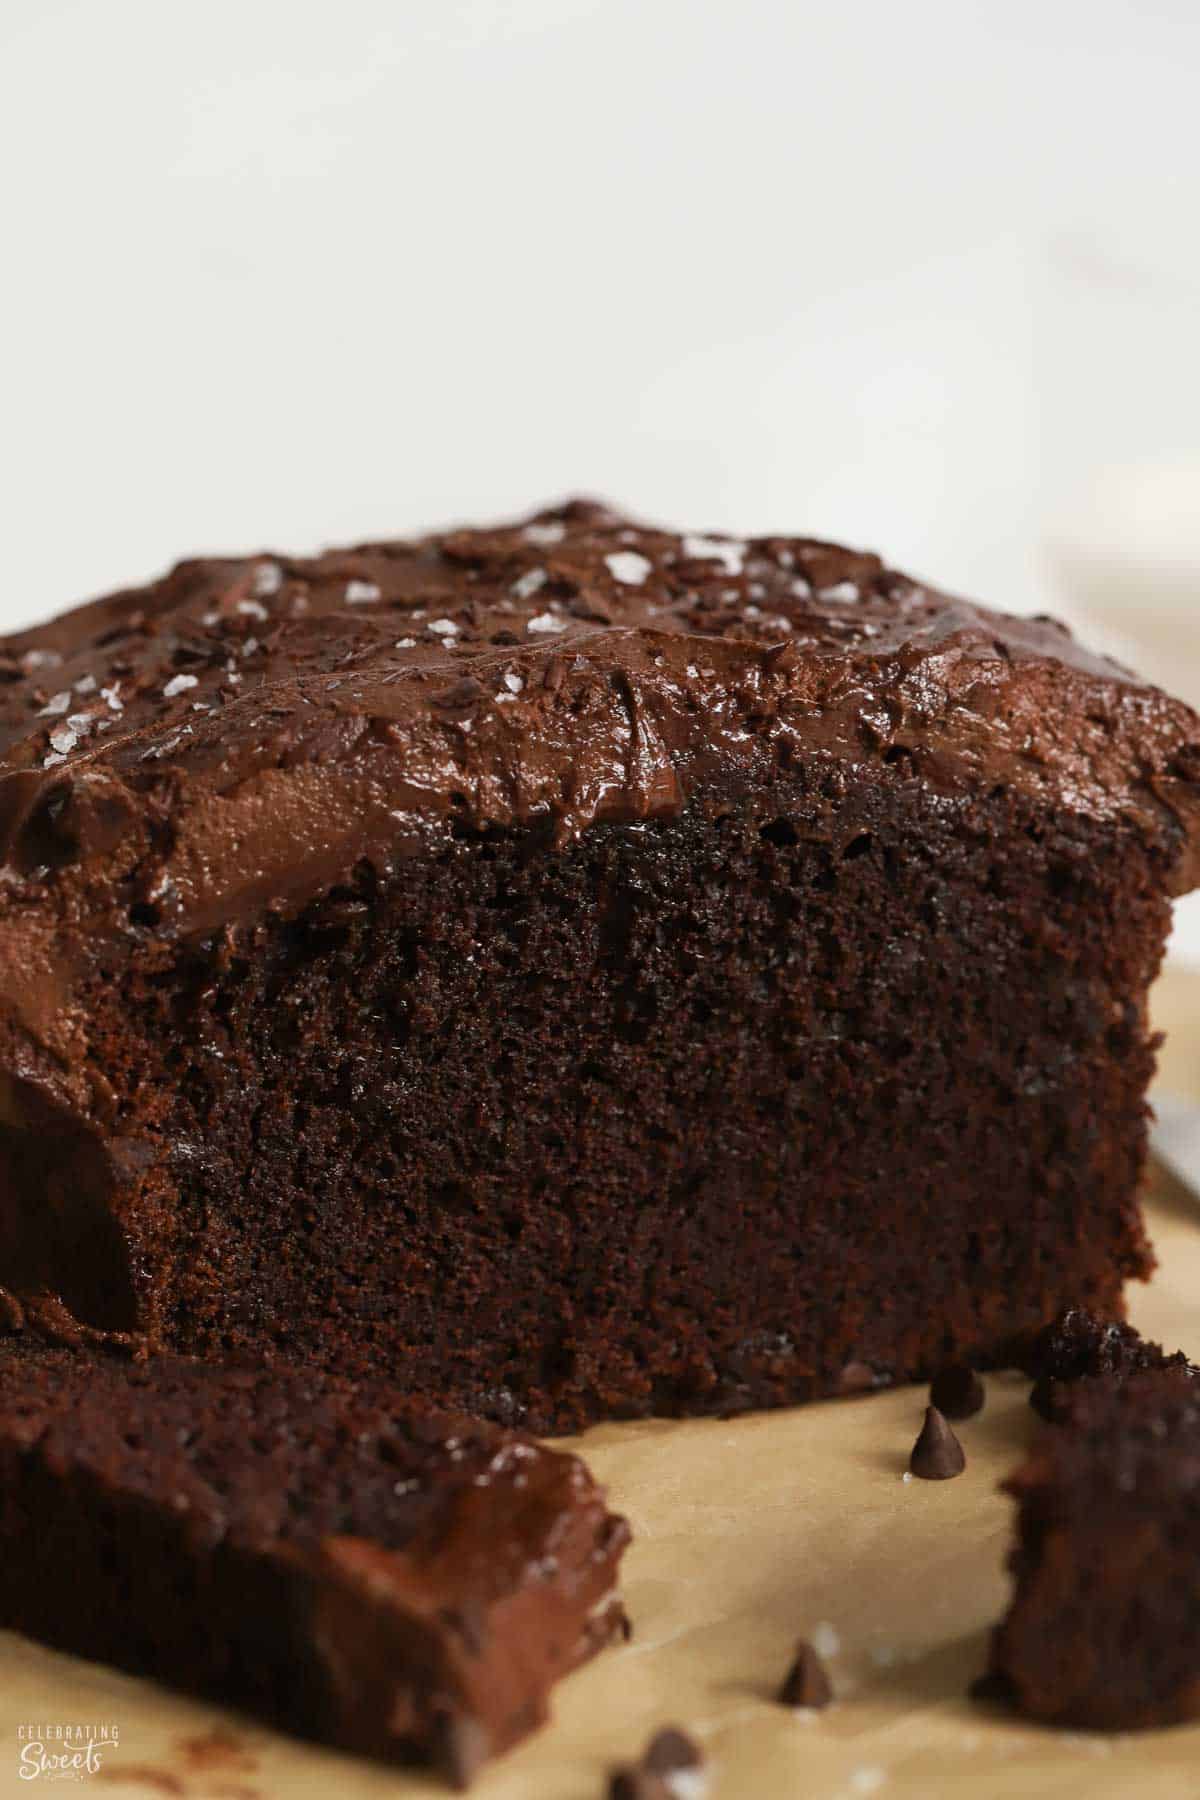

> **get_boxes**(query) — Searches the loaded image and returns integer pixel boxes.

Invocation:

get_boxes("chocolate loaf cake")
[0,1347,628,1779]
[0,501,1197,1429]
[983,1366,1200,1729]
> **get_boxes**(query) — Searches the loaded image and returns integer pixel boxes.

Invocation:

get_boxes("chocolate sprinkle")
[777,1638,834,1709]
[929,1363,985,1420]
[909,1405,966,1480]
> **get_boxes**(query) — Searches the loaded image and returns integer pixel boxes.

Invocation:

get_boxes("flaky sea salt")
[37,691,71,717]
[821,581,860,603]
[428,618,459,637]
[48,724,77,755]
[850,1769,886,1795]
[504,672,524,693]
[237,598,269,622]
[523,521,565,546]
[394,637,417,650]
[345,579,382,604]
[682,533,746,575]
[605,550,652,586]
[527,611,566,634]
[74,674,97,694]
[511,568,548,601]
[252,561,283,597]
[163,674,198,698]
[101,685,123,713]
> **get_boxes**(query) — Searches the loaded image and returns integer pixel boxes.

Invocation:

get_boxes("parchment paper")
[3,974,1198,1800]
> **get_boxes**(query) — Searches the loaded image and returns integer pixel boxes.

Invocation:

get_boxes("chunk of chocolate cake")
[1024,1308,1198,1422]
[0,1348,628,1779]
[0,502,1197,1428]
[982,1366,1200,1730]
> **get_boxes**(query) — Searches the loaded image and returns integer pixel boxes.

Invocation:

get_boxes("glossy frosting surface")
[0,499,1196,1072]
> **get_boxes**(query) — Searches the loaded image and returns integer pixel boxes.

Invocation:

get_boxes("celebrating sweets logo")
[16,1725,120,1782]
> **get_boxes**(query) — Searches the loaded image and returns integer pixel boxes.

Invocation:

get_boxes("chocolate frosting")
[1,499,1197,1097]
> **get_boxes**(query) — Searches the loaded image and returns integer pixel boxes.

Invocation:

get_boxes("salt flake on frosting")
[523,521,565,546]
[48,724,77,755]
[38,692,72,717]
[237,599,269,622]
[428,618,459,637]
[163,674,199,698]
[511,568,548,601]
[252,561,283,597]
[394,637,417,650]
[527,612,566,634]
[682,534,746,575]
[503,672,524,694]
[605,551,652,586]
[821,581,860,603]
[345,579,382,604]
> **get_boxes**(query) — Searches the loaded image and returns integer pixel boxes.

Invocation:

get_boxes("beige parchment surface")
[1,974,1198,1800]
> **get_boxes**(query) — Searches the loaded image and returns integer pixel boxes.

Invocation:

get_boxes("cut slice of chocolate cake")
[0,1348,629,1780]
[0,501,1197,1429]
[982,1365,1200,1730]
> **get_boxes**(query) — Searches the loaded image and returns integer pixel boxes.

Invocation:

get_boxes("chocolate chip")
[777,1639,834,1709]
[969,1667,1015,1707]
[642,1725,704,1778]
[929,1363,985,1420]
[909,1405,966,1480]
[430,1710,489,1790]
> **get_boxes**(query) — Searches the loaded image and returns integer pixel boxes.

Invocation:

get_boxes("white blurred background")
[2,0,1197,959]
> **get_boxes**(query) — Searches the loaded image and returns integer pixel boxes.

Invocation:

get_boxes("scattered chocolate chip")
[777,1639,834,1710]
[909,1405,966,1480]
[929,1363,985,1420]
[969,1667,1015,1707]
[608,1768,670,1800]
[430,1710,489,1791]
[642,1725,704,1780]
